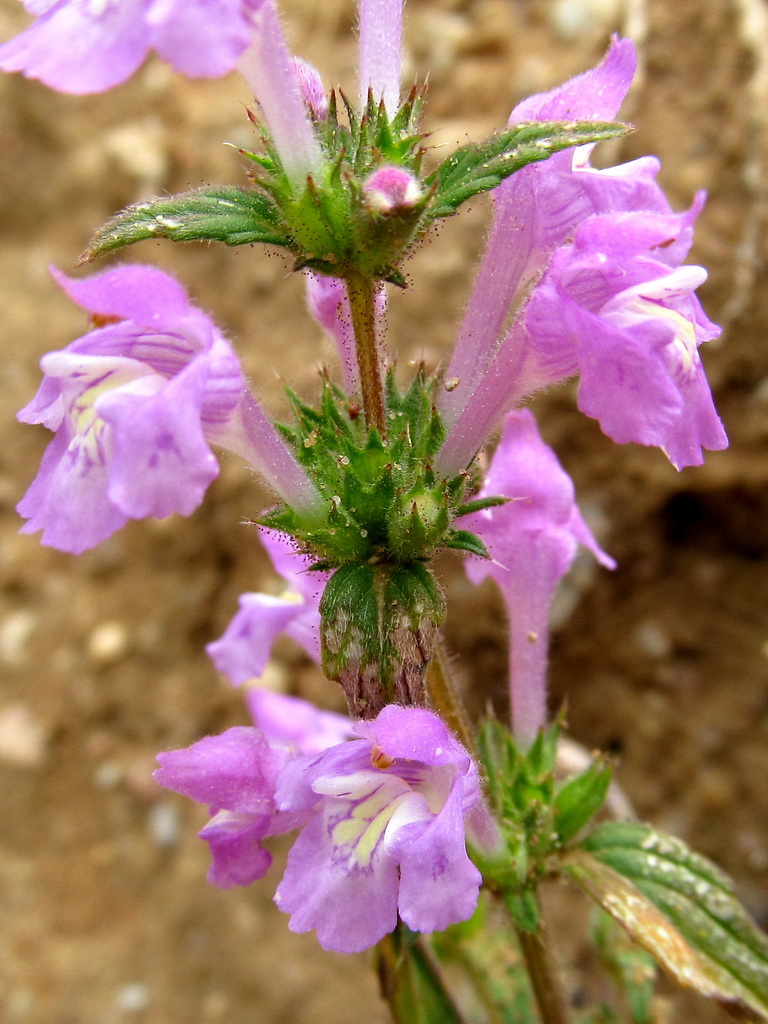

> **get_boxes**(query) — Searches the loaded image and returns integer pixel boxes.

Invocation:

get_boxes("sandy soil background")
[1,0,767,1021]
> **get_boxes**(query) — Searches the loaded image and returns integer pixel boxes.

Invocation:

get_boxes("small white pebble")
[550,0,624,41]
[0,611,38,666]
[0,704,47,768]
[116,983,150,1014]
[103,118,168,189]
[93,760,123,789]
[148,800,181,849]
[633,620,672,659]
[7,989,34,1021]
[202,991,230,1019]
[87,622,129,663]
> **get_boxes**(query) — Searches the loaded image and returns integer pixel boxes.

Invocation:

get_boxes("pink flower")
[0,0,266,94]
[437,38,726,475]
[155,700,484,952]
[18,265,318,553]
[463,409,614,745]
[206,529,328,684]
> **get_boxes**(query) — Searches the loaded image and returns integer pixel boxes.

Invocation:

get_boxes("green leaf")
[444,529,490,558]
[591,909,658,1024]
[433,894,539,1024]
[80,187,289,262]
[563,822,768,1019]
[378,924,468,1024]
[424,120,631,220]
[553,757,613,843]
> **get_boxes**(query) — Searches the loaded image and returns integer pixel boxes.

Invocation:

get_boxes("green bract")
[262,369,497,566]
[81,78,629,285]
[474,719,613,930]
[257,370,502,715]
[319,561,445,717]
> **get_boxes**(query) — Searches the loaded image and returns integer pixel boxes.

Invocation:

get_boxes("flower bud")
[292,58,328,120]
[362,165,423,215]
[387,485,449,560]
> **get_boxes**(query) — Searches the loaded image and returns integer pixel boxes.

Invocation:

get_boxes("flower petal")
[274,801,400,953]
[0,0,149,94]
[98,359,219,519]
[200,811,274,888]
[206,593,308,686]
[148,0,264,78]
[154,726,284,816]
[245,690,352,754]
[393,778,481,933]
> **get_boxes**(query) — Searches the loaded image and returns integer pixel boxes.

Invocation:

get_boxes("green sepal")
[377,923,467,1024]
[444,530,490,559]
[474,719,559,893]
[454,495,508,517]
[475,717,614,903]
[387,486,451,561]
[525,717,560,778]
[553,756,613,843]
[319,561,445,717]
[79,186,288,262]
[268,372,476,568]
[423,120,632,221]
[564,822,768,1019]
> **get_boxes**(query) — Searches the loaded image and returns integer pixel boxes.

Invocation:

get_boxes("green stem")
[345,271,386,435]
[425,633,476,756]
[377,923,469,1024]
[515,911,571,1024]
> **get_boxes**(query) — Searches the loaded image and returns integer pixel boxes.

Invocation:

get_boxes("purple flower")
[304,273,361,394]
[156,725,293,887]
[523,212,727,468]
[358,0,403,114]
[275,705,482,951]
[292,57,328,121]
[206,529,328,685]
[155,701,483,952]
[437,37,726,475]
[155,691,351,887]
[245,688,353,755]
[0,0,266,94]
[463,410,615,746]
[237,1,324,187]
[18,264,318,553]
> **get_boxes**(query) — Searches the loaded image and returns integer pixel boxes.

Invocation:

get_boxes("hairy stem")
[377,923,469,1024]
[516,912,571,1024]
[345,271,386,434]
[425,633,475,755]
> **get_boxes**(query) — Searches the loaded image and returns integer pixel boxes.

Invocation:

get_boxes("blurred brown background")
[1,0,767,1020]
